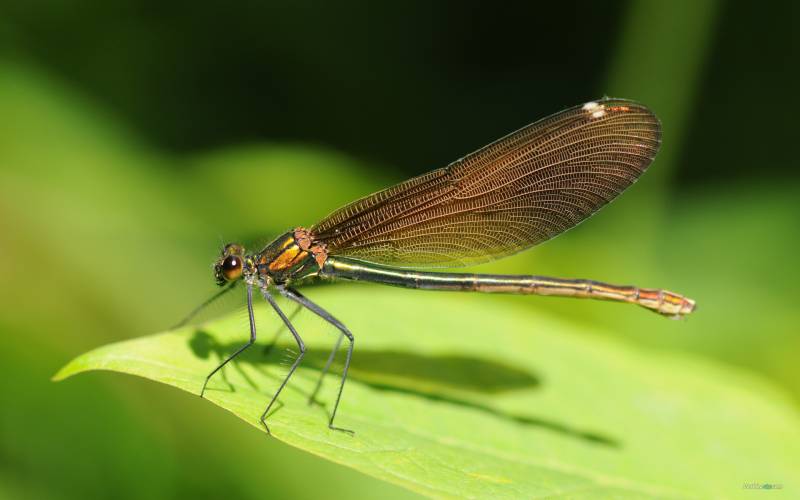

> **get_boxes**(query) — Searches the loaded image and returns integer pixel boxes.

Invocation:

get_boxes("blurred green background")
[0,1,797,499]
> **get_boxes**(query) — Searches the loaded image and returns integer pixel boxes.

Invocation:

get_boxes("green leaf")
[54,285,800,499]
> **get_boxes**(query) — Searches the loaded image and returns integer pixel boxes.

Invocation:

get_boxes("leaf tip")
[51,358,83,382]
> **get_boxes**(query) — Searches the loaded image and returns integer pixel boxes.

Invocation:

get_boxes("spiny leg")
[200,283,255,398]
[259,288,306,435]
[278,286,354,435]
[259,302,344,398]
[262,302,303,356]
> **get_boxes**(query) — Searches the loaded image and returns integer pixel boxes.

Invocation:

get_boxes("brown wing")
[311,98,661,268]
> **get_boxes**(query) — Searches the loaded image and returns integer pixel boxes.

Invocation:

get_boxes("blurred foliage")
[0,0,798,498]
[0,2,795,185]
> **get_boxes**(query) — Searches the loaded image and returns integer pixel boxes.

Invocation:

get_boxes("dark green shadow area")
[189,330,620,448]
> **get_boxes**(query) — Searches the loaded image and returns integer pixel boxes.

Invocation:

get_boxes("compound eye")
[221,255,242,281]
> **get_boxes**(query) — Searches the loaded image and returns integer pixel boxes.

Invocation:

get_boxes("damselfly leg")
[259,289,306,435]
[278,286,354,434]
[200,284,256,398]
[308,332,344,406]
[262,303,303,355]
[260,301,346,406]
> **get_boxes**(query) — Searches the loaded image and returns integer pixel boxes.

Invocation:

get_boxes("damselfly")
[180,98,695,435]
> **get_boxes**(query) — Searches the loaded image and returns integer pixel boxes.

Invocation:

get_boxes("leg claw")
[329,424,354,436]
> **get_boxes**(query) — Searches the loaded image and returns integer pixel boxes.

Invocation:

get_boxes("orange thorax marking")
[268,243,309,272]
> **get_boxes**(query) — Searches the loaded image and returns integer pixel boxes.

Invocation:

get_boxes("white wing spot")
[583,101,606,119]
[582,101,600,111]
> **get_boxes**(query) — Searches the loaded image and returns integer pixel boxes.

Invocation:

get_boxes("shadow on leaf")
[189,329,620,447]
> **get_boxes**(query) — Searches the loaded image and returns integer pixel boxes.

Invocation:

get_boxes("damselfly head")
[214,243,246,286]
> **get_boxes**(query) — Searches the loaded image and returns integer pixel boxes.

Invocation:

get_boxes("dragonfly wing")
[311,99,661,268]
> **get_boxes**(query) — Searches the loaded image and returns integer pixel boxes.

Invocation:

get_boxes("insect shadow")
[189,329,620,448]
